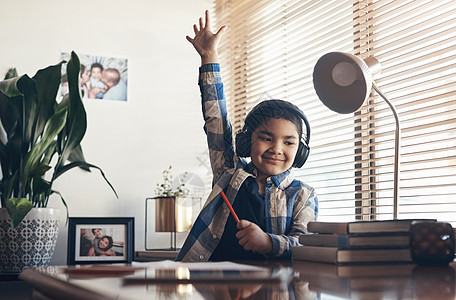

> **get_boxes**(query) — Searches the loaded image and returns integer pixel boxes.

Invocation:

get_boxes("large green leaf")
[21,107,67,192]
[68,144,90,172]
[3,128,22,184]
[42,140,57,166]
[30,175,51,206]
[55,93,69,154]
[17,73,39,153]
[3,68,18,80]
[0,75,38,196]
[54,161,118,198]
[0,75,27,98]
[31,63,63,146]
[0,137,8,187]
[0,93,20,138]
[0,76,27,146]
[55,52,86,172]
[1,171,18,204]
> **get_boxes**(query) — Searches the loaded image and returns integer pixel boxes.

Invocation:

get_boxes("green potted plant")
[0,51,117,272]
[154,166,192,249]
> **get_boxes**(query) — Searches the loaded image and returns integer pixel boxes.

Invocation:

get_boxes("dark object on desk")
[410,221,455,265]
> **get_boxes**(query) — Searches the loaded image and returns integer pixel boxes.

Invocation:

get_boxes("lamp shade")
[313,52,381,114]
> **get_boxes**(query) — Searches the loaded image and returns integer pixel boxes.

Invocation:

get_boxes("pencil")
[220,191,240,223]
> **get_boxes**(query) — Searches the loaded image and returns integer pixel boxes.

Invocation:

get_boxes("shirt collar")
[246,162,294,189]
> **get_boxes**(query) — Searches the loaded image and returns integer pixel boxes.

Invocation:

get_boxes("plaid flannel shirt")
[176,64,318,262]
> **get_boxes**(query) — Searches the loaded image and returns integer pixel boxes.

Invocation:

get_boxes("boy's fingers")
[237,220,246,230]
[216,26,228,38]
[236,227,246,239]
[205,10,210,28]
[237,220,253,231]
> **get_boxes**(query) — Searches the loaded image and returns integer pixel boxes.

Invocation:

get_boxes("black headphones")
[235,99,310,168]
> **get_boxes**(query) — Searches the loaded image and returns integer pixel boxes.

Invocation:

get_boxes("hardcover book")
[298,233,410,249]
[307,219,435,235]
[292,245,413,264]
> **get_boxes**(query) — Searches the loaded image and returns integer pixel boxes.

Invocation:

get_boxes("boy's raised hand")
[186,10,227,65]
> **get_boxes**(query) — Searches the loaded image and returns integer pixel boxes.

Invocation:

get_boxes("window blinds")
[213,0,456,225]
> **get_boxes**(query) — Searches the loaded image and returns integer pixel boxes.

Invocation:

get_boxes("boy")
[176,11,318,262]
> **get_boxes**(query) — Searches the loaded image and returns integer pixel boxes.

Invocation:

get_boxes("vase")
[154,196,192,232]
[0,207,60,272]
[151,196,193,250]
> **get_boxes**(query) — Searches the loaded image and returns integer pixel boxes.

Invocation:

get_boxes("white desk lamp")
[313,52,401,219]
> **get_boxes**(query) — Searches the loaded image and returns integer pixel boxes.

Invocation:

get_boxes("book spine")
[307,222,348,234]
[299,234,349,248]
[292,246,338,264]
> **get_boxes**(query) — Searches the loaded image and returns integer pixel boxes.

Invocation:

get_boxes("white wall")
[0,0,212,264]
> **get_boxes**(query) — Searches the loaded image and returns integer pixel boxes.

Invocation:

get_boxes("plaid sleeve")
[176,64,238,262]
[199,64,236,182]
[268,184,318,258]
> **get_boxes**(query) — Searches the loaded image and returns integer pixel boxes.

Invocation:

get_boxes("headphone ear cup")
[235,131,251,157]
[293,141,310,168]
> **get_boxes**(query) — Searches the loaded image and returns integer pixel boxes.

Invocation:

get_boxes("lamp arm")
[372,82,401,219]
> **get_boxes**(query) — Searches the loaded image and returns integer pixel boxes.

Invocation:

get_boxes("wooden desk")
[19,260,455,300]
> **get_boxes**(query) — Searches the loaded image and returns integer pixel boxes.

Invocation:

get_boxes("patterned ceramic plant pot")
[0,208,60,272]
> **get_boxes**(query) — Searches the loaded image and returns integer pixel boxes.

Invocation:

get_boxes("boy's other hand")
[236,220,272,255]
[186,10,228,65]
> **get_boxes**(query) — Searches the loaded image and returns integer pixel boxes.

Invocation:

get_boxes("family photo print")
[60,52,128,101]
[67,217,134,265]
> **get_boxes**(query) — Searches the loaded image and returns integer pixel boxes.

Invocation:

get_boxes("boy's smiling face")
[250,118,299,183]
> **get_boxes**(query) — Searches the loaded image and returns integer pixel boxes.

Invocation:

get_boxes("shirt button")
[213,234,217,239]
[199,255,204,260]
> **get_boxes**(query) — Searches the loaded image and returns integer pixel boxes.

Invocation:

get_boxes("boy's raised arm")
[186,10,228,65]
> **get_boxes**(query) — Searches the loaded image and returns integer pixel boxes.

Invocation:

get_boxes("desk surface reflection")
[19,260,456,300]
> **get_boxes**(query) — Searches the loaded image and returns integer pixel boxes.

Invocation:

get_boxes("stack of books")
[292,219,434,264]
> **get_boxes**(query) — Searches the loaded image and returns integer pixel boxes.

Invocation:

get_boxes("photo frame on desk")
[67,217,134,265]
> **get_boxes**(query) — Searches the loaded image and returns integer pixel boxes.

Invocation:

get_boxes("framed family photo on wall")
[67,217,134,265]
[59,52,128,102]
